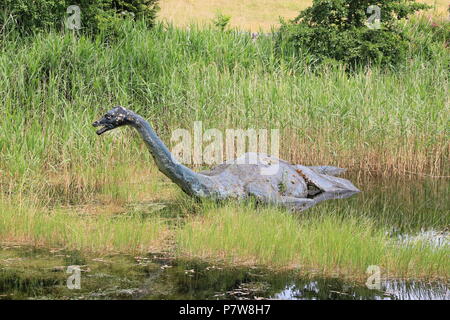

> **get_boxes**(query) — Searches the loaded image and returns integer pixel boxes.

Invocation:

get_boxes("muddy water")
[0,246,448,300]
[0,176,449,300]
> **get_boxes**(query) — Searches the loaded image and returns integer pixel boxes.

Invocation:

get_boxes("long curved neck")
[131,114,208,196]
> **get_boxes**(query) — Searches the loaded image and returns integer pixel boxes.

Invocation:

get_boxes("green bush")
[276,0,431,68]
[212,12,231,31]
[0,0,159,35]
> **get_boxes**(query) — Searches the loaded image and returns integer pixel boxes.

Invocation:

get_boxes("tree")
[276,0,431,68]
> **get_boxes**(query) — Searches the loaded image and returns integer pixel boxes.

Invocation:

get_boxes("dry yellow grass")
[158,0,309,31]
[158,0,449,31]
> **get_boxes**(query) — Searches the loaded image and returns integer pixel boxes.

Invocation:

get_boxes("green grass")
[0,201,171,253]
[177,203,449,280]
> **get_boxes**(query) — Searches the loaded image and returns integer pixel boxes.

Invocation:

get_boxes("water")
[0,176,449,300]
[309,174,450,233]
[0,246,448,300]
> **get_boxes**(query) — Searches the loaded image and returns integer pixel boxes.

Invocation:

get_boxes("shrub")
[212,12,231,31]
[276,0,431,68]
[0,0,159,35]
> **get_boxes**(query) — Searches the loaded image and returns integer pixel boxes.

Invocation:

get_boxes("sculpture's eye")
[105,114,112,119]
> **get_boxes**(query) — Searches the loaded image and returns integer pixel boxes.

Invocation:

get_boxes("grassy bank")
[178,204,449,280]
[1,198,448,281]
[0,201,171,253]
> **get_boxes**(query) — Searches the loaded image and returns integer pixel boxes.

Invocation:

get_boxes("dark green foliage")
[0,0,159,35]
[276,0,431,68]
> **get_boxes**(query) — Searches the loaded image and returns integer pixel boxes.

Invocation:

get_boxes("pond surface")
[0,175,449,300]
[0,246,448,300]
[307,174,450,233]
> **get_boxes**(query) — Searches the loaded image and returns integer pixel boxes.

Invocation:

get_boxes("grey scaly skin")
[93,106,360,212]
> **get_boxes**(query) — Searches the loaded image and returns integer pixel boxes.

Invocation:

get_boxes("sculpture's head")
[93,106,133,135]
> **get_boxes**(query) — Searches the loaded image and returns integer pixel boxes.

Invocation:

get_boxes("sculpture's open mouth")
[92,122,114,135]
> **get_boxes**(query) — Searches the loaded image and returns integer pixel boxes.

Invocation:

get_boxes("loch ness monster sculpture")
[93,106,360,211]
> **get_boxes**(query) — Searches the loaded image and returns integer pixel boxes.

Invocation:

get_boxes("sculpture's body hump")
[199,153,308,200]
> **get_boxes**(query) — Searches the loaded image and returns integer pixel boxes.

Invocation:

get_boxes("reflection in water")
[381,281,449,300]
[274,280,449,300]
[396,230,449,248]
[0,247,448,300]
[306,175,450,234]
[138,261,449,300]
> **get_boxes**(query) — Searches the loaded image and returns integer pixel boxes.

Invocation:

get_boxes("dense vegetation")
[0,2,448,280]
[276,0,432,67]
[0,0,159,35]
